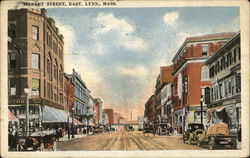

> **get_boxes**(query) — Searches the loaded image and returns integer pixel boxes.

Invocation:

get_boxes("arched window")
[201,65,209,80]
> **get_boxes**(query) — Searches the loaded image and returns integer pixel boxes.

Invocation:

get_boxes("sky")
[47,7,239,120]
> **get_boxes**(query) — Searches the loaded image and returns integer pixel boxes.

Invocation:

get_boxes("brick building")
[104,109,114,125]
[144,95,156,122]
[93,98,103,125]
[205,33,241,131]
[154,65,174,123]
[8,9,66,135]
[64,73,75,114]
[171,32,236,133]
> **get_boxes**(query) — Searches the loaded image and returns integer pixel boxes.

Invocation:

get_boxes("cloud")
[117,65,148,79]
[93,12,148,54]
[163,12,180,27]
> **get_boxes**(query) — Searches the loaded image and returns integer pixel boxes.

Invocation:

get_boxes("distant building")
[104,109,114,125]
[144,95,156,122]
[93,98,103,125]
[171,32,237,133]
[8,9,65,135]
[103,112,109,125]
[113,112,119,124]
[64,73,75,113]
[154,65,174,122]
[66,69,91,122]
[205,33,241,130]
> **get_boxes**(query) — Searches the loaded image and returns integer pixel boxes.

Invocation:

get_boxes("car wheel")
[209,137,215,150]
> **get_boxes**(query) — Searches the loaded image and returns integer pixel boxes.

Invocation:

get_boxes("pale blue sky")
[47,7,239,119]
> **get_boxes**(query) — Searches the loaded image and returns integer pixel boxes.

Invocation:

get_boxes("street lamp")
[72,106,75,138]
[24,88,31,137]
[200,96,204,124]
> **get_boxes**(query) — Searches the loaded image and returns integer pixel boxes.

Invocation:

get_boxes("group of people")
[8,126,19,151]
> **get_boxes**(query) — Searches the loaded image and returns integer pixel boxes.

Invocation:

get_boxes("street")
[57,130,204,151]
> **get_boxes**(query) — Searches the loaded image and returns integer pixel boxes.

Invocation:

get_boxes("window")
[233,49,237,63]
[219,83,223,99]
[231,77,235,95]
[32,53,40,69]
[238,46,241,60]
[201,66,209,80]
[9,53,16,68]
[202,46,209,56]
[32,78,40,96]
[8,23,16,38]
[224,80,228,97]
[32,26,39,40]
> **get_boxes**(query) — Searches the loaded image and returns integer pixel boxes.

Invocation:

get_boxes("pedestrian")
[55,128,60,142]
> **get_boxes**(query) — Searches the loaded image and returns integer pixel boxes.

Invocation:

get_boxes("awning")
[42,106,68,123]
[74,118,84,126]
[8,110,19,122]
[207,105,225,113]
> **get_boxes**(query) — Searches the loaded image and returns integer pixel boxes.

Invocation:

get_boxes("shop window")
[32,53,40,69]
[32,25,39,40]
[202,46,209,56]
[9,53,16,68]
[201,66,209,80]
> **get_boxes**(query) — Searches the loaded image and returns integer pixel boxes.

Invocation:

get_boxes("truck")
[196,123,237,150]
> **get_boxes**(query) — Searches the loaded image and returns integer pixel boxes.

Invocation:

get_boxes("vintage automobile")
[196,123,237,150]
[183,123,205,144]
[16,130,57,151]
[155,123,169,135]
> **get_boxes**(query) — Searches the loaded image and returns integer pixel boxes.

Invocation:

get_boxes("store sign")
[9,98,26,105]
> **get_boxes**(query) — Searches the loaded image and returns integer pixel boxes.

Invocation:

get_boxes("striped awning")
[8,110,19,122]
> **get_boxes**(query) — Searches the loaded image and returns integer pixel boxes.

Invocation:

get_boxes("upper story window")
[32,26,39,40]
[201,65,209,80]
[32,53,40,69]
[202,46,209,56]
[8,23,16,38]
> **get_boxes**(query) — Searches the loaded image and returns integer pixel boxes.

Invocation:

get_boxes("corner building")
[172,32,236,134]
[205,33,241,131]
[8,9,65,134]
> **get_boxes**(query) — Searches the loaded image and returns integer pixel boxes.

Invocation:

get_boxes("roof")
[205,32,240,65]
[172,32,237,62]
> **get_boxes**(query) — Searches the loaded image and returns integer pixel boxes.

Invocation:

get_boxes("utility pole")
[24,88,30,137]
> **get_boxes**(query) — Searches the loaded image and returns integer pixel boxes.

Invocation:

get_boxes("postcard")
[0,0,249,157]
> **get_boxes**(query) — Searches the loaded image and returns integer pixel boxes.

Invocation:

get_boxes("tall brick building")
[171,32,236,133]
[104,109,114,125]
[8,9,65,134]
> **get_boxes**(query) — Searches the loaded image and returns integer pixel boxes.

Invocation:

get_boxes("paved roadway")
[57,130,204,151]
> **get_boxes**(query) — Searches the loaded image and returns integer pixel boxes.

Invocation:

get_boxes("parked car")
[196,123,237,150]
[183,123,205,144]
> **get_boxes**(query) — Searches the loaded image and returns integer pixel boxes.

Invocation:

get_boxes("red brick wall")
[64,76,74,112]
[104,109,114,124]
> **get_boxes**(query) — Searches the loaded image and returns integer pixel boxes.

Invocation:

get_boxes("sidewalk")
[59,133,87,142]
